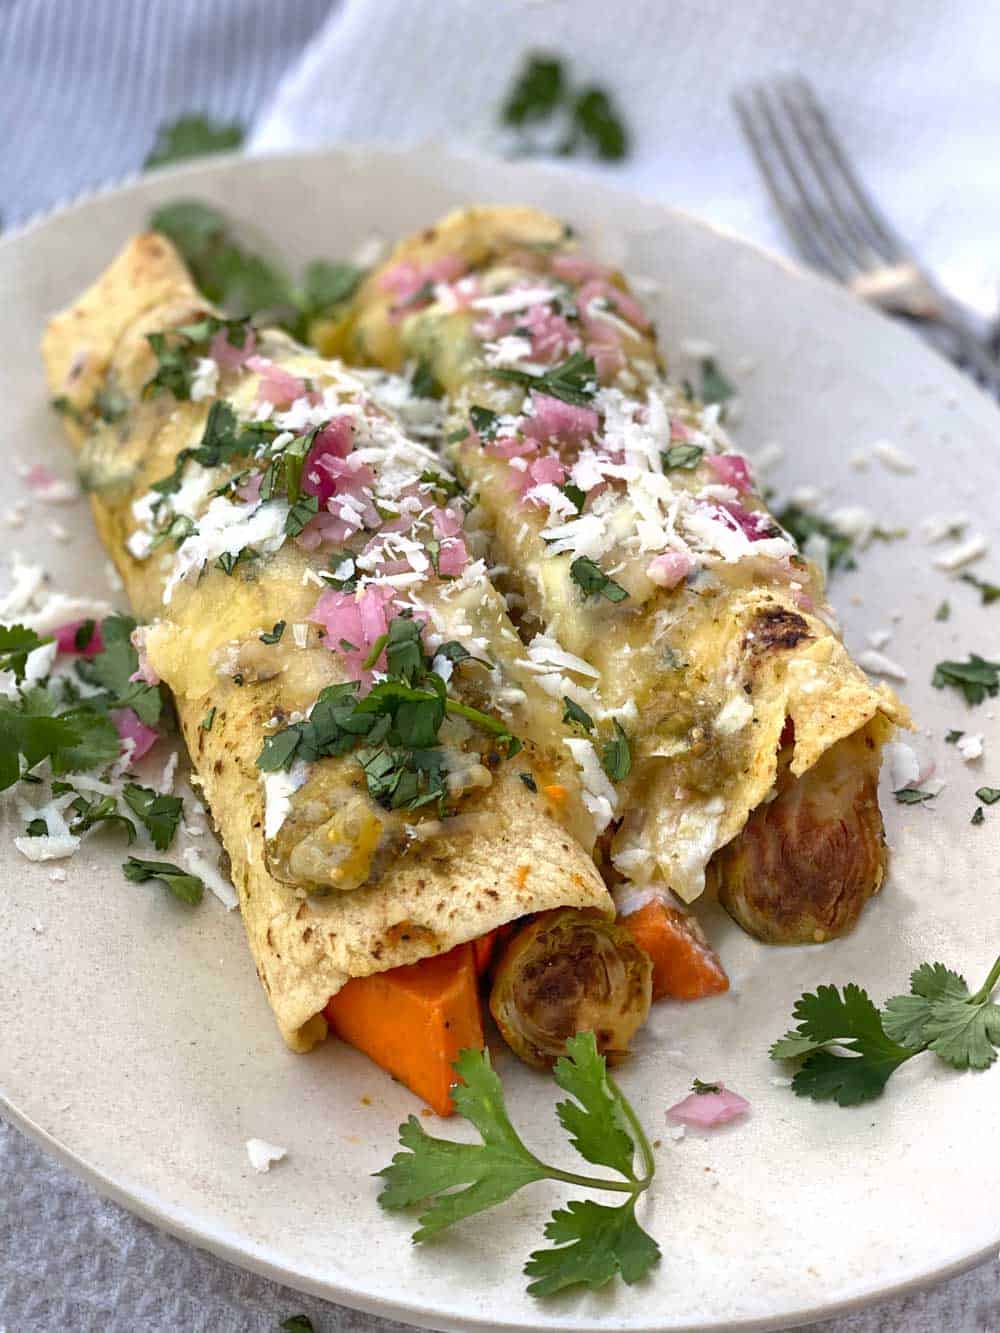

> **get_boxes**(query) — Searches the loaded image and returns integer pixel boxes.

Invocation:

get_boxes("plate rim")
[2,141,999,1333]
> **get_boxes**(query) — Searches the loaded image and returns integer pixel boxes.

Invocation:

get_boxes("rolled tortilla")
[317,206,909,942]
[42,233,612,1050]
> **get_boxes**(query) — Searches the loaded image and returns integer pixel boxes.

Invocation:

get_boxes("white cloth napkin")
[251,0,1000,316]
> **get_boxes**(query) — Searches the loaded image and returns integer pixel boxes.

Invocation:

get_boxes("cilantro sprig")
[144,316,252,401]
[500,53,630,162]
[771,952,1000,1105]
[122,856,203,906]
[150,199,365,337]
[377,1032,659,1297]
[144,115,244,170]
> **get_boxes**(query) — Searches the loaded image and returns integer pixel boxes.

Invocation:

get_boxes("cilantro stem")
[611,1072,656,1186]
[443,697,513,738]
[969,952,1000,1007]
[523,1072,653,1195]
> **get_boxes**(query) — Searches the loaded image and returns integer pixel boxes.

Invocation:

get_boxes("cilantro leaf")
[410,359,444,400]
[562,697,594,733]
[972,805,985,825]
[932,654,1000,707]
[935,600,951,622]
[774,502,856,573]
[570,556,628,603]
[770,983,915,1106]
[601,721,632,783]
[661,443,703,470]
[920,997,1000,1069]
[285,493,319,537]
[144,115,244,169]
[279,1319,315,1333]
[122,856,203,905]
[301,259,365,314]
[552,1032,636,1179]
[494,352,598,407]
[977,787,1000,805]
[945,729,964,744]
[64,791,137,843]
[376,1050,547,1240]
[700,358,735,406]
[75,616,163,725]
[960,571,1000,605]
[691,1078,722,1095]
[0,625,52,682]
[122,783,183,851]
[260,621,286,645]
[378,1033,658,1297]
[894,787,936,805]
[519,772,538,792]
[502,53,565,127]
[566,87,629,162]
[525,1199,658,1296]
[49,707,121,776]
[469,405,500,441]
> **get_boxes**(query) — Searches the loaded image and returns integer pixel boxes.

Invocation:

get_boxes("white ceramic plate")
[1,147,999,1333]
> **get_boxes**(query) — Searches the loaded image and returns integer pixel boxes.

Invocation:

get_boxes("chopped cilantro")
[469,405,501,440]
[420,469,461,500]
[700,358,734,407]
[562,697,594,733]
[935,600,951,622]
[945,729,964,744]
[691,1078,721,1095]
[561,482,587,513]
[63,789,136,843]
[932,654,1000,706]
[960,572,1000,606]
[75,615,164,725]
[280,1319,315,1333]
[122,856,203,906]
[774,502,856,573]
[260,621,286,645]
[215,548,256,576]
[50,395,85,425]
[601,721,632,782]
[122,783,183,851]
[377,1032,658,1297]
[257,616,519,816]
[519,772,538,793]
[894,787,936,805]
[25,817,48,837]
[976,787,1000,805]
[972,806,985,825]
[301,259,365,313]
[493,352,598,407]
[201,707,216,731]
[143,317,251,401]
[661,442,704,470]
[411,359,444,399]
[285,494,319,537]
[569,556,628,603]
[0,625,53,683]
[93,384,129,423]
[144,114,244,169]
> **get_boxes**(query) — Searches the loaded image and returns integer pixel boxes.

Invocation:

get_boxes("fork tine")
[732,90,831,272]
[785,77,907,264]
[737,83,856,281]
[773,79,883,273]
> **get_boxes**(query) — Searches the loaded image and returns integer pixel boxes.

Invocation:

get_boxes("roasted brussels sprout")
[711,722,887,944]
[489,908,652,1068]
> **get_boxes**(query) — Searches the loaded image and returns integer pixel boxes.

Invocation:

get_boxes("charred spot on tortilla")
[747,605,813,653]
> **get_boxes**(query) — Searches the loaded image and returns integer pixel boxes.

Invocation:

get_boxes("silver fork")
[733,75,1000,391]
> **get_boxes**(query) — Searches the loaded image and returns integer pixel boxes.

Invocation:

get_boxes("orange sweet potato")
[324,943,484,1116]
[622,900,729,1002]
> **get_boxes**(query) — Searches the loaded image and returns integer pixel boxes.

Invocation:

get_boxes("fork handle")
[852,265,1000,390]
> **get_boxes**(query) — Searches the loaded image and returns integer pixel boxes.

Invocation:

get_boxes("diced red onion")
[646,551,692,589]
[52,619,104,658]
[666,1086,750,1127]
[111,708,159,761]
[706,453,753,495]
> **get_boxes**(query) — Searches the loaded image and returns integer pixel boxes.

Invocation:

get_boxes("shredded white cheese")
[245,1138,287,1172]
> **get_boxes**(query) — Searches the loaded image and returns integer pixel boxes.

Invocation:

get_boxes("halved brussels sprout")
[489,908,652,1068]
[711,722,888,944]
